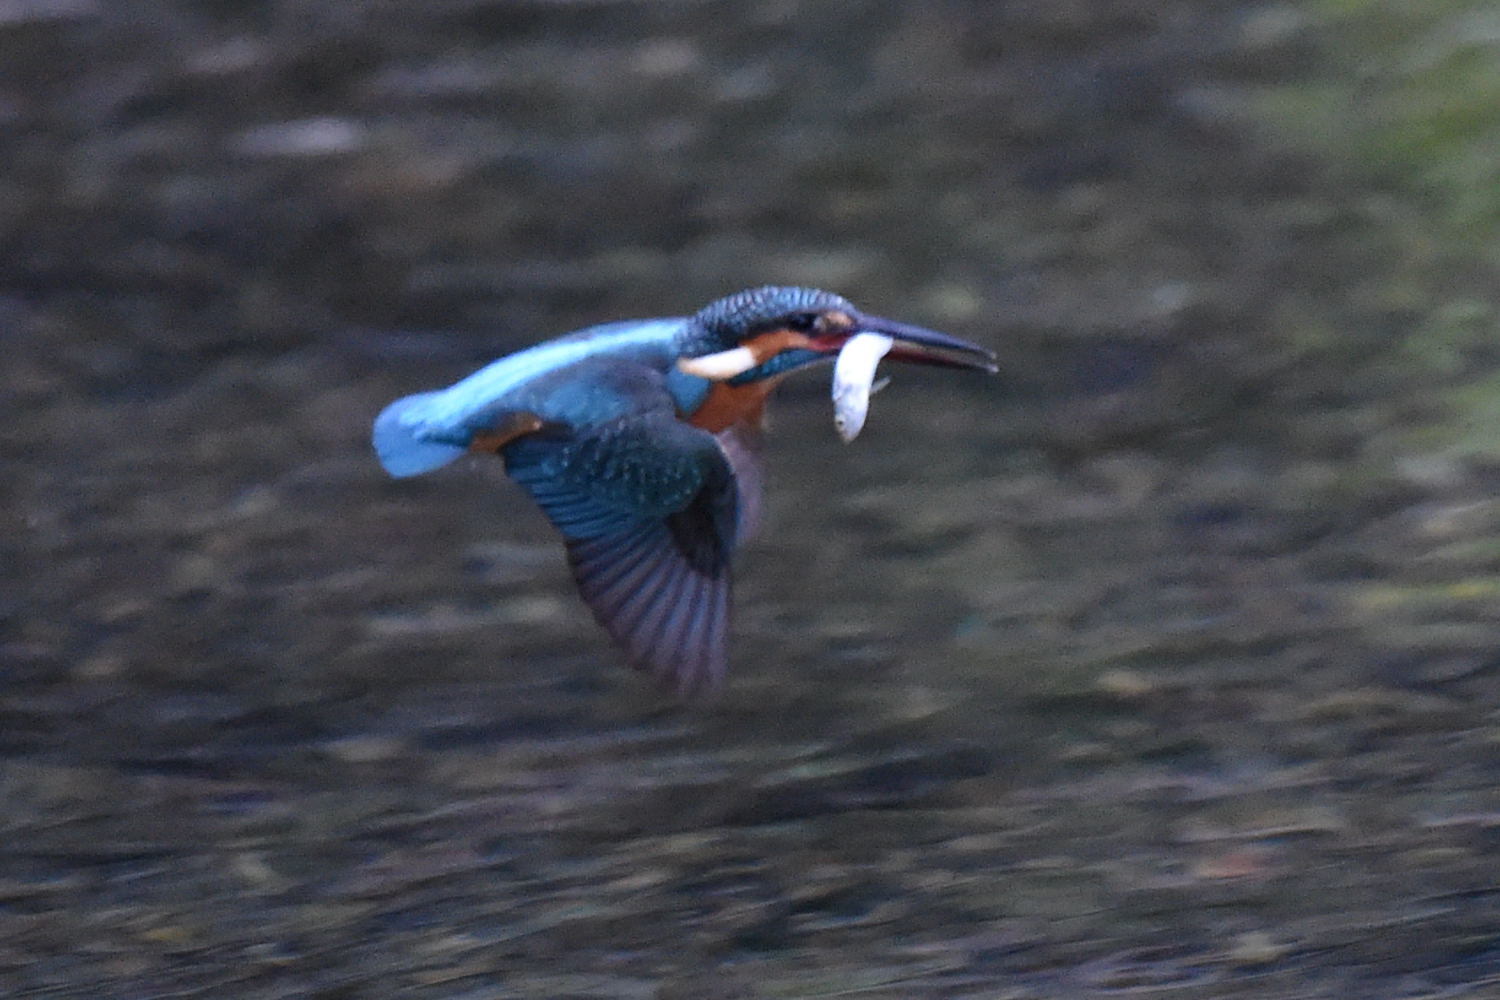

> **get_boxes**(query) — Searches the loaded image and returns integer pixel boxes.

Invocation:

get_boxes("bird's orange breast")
[688,378,778,434]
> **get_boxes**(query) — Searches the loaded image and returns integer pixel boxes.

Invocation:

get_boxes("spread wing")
[500,373,760,696]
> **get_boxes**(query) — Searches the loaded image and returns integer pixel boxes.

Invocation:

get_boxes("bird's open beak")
[852,315,998,374]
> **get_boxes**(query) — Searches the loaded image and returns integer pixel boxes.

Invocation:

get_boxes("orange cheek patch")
[685,328,812,432]
[687,329,816,431]
[742,328,813,363]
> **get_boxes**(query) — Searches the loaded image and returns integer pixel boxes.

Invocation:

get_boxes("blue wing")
[500,365,751,695]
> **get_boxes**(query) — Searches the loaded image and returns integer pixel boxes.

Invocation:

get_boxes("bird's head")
[677,286,998,385]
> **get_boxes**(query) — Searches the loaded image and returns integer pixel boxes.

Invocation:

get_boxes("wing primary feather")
[566,526,729,694]
[673,587,709,697]
[575,538,661,624]
[500,395,742,695]
[665,561,729,695]
[627,556,690,680]
[574,529,655,601]
[596,539,673,620]
[704,574,731,692]
[660,565,708,686]
[607,547,674,649]
[611,559,682,676]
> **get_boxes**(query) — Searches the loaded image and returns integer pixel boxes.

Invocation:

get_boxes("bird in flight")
[374,286,996,696]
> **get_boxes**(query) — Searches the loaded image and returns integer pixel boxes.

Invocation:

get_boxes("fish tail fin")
[372,392,466,477]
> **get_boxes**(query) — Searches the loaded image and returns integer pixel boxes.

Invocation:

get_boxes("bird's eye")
[785,312,821,333]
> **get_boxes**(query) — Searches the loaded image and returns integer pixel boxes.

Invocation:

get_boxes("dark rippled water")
[7,2,1500,997]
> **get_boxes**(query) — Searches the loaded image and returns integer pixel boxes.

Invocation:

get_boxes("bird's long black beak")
[855,315,998,373]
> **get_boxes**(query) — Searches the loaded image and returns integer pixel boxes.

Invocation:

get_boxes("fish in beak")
[831,315,996,442]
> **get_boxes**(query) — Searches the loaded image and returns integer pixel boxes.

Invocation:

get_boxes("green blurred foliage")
[1268,1,1500,457]
[1285,1,1500,252]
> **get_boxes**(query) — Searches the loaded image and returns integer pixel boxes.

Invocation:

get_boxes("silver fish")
[831,332,894,443]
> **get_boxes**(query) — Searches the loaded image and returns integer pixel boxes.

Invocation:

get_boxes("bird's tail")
[372,392,466,477]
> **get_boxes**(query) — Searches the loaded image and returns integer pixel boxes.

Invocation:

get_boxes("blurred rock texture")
[8,1,1500,996]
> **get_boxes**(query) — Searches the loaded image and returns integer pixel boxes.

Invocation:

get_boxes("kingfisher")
[373,286,996,696]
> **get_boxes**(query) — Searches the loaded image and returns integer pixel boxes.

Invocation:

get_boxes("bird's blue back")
[374,318,689,477]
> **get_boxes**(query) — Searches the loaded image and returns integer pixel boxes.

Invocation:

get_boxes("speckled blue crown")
[690,286,853,349]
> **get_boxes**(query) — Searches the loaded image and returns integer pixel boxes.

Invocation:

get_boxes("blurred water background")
[8,1,1500,997]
